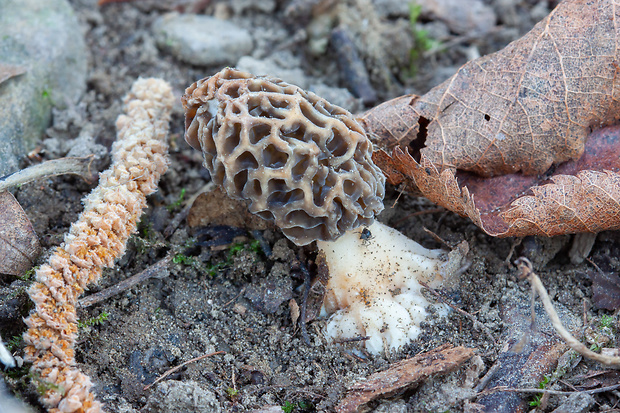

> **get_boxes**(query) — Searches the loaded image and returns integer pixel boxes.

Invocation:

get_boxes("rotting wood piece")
[336,344,475,413]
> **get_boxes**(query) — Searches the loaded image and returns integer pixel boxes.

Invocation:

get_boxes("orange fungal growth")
[23,78,174,413]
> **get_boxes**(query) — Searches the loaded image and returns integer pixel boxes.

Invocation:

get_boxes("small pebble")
[152,13,253,66]
[551,392,595,413]
[330,27,378,105]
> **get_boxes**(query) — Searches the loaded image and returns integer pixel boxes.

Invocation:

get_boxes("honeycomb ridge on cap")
[182,68,385,245]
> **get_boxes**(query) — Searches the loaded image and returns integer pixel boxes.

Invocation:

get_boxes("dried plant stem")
[22,78,174,413]
[143,351,225,391]
[516,257,620,369]
[0,155,96,192]
[78,254,172,308]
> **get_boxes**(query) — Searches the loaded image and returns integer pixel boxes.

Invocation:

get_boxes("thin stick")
[333,336,370,344]
[299,261,312,346]
[163,182,214,238]
[79,254,172,308]
[144,351,225,390]
[390,185,407,209]
[504,237,522,265]
[422,226,451,248]
[515,257,620,368]
[0,156,96,191]
[222,287,245,308]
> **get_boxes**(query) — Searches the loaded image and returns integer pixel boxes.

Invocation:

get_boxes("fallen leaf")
[588,269,620,310]
[361,0,620,237]
[569,370,620,389]
[0,191,41,276]
[586,249,620,310]
[0,63,26,85]
[336,344,474,413]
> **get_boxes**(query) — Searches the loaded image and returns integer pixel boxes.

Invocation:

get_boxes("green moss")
[529,374,550,407]
[408,2,442,77]
[166,188,186,212]
[78,311,110,329]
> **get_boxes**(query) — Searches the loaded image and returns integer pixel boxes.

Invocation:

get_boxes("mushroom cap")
[182,68,385,245]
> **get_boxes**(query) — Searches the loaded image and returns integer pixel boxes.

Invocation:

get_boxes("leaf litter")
[363,0,620,238]
[0,191,40,276]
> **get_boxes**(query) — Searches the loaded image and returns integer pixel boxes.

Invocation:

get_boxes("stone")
[551,392,595,413]
[153,13,253,66]
[0,0,88,176]
[142,380,221,413]
[237,55,309,89]
[309,83,362,114]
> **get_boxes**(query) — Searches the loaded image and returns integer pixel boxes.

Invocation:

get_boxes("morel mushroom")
[182,68,385,246]
[182,68,466,354]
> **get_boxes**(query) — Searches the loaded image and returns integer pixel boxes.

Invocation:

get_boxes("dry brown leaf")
[0,63,26,85]
[336,344,474,413]
[570,370,620,389]
[0,191,41,276]
[362,0,620,237]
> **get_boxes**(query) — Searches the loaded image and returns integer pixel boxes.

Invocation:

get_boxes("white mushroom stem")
[318,221,463,354]
[0,333,15,368]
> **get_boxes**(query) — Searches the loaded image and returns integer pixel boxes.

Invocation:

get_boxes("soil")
[2,1,620,412]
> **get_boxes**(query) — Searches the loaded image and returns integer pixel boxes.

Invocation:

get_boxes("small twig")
[504,237,522,266]
[333,336,370,344]
[478,383,620,398]
[79,254,172,308]
[222,287,246,308]
[515,257,620,368]
[0,155,96,192]
[390,184,407,209]
[584,256,605,275]
[419,281,497,345]
[163,182,214,238]
[422,226,451,248]
[474,361,501,392]
[144,351,225,390]
[298,260,312,346]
